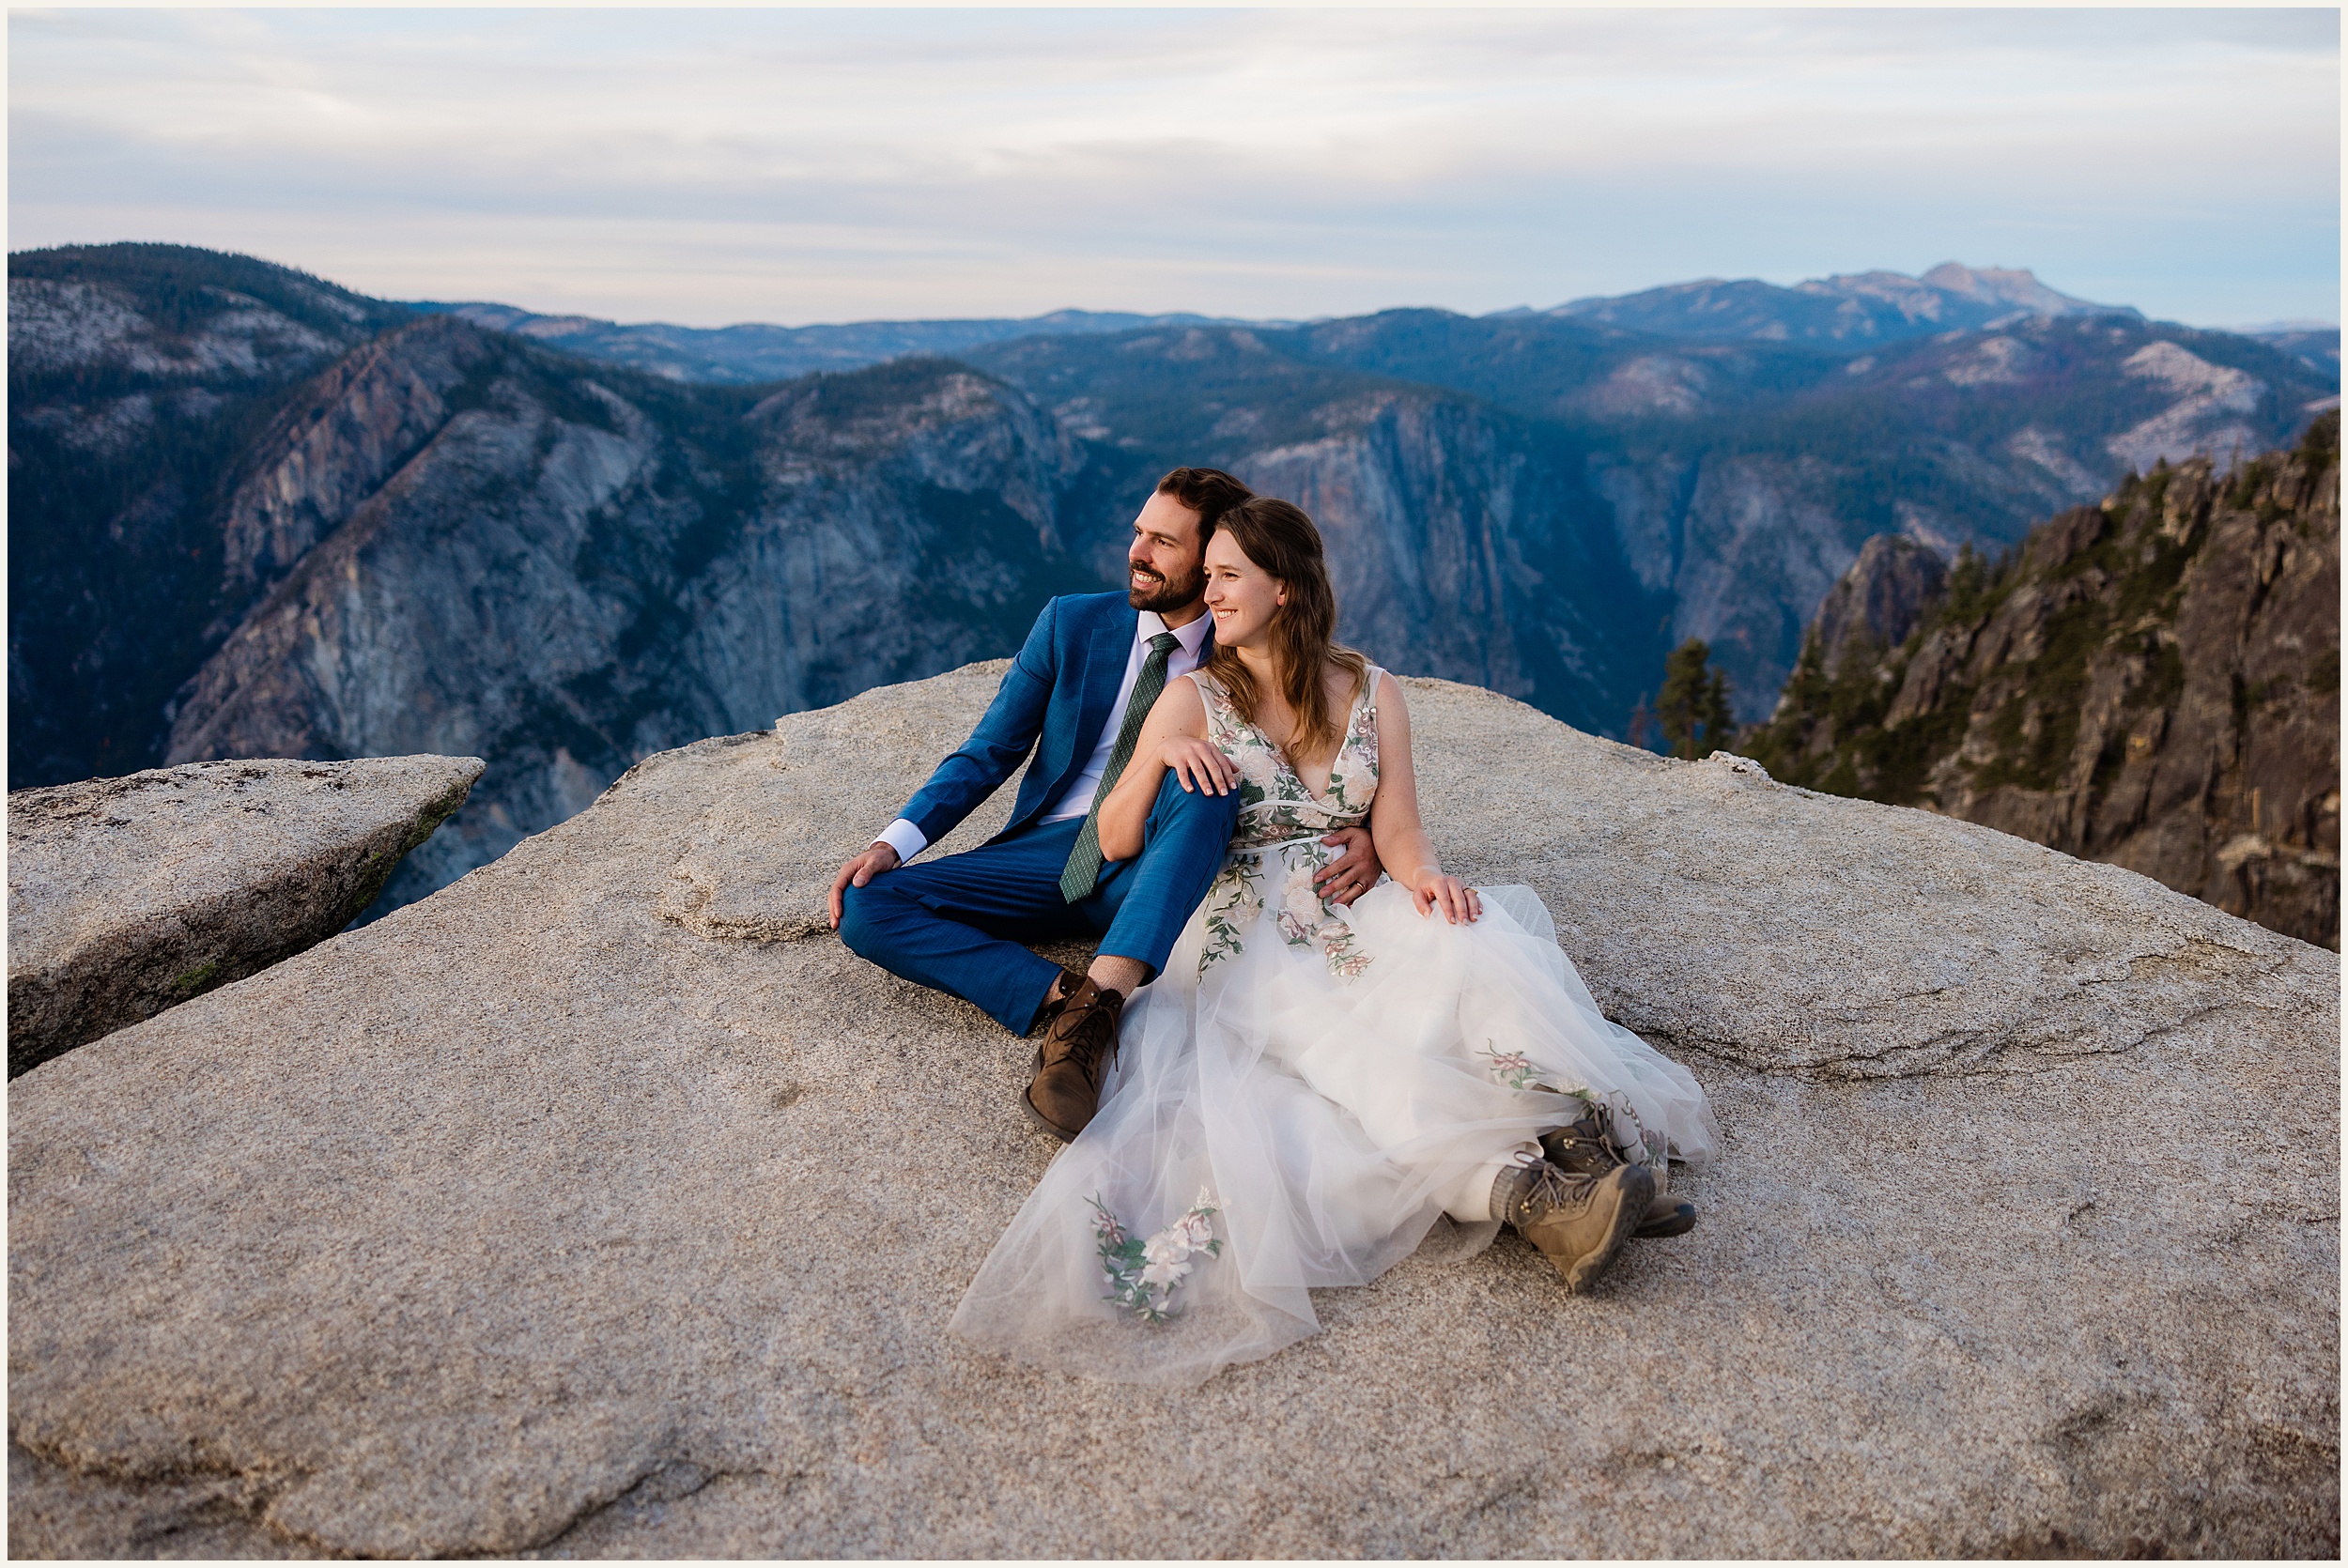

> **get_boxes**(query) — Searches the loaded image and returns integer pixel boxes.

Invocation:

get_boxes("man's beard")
[1127,559,1206,614]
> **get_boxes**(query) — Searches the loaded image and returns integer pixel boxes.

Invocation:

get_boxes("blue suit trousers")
[838,772,1244,1035]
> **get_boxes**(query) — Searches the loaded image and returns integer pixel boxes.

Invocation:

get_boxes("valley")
[9,242,2337,915]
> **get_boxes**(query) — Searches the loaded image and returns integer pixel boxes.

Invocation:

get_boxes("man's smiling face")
[1125,490,1208,614]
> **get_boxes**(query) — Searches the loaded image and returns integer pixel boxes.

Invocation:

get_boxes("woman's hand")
[1412,871,1481,925]
[1161,734,1240,795]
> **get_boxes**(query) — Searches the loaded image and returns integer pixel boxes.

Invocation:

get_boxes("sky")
[8,7,2340,330]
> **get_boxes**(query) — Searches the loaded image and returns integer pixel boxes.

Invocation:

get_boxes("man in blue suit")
[828,467,1381,1142]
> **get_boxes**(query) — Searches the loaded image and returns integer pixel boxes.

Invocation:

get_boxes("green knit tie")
[1061,633,1182,902]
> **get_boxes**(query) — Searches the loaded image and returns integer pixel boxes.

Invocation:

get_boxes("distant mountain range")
[409,302,1274,386]
[1548,261,2139,342]
[408,259,2335,385]
[10,242,2339,913]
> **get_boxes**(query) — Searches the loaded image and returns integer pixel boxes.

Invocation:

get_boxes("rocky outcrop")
[1801,534,1950,683]
[164,349,1089,913]
[5,754,480,1075]
[1291,310,2332,718]
[1748,416,2340,949]
[8,245,415,789]
[8,668,2336,1558]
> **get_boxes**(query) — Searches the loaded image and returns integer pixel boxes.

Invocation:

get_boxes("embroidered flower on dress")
[1479,1041,1544,1092]
[1189,670,1383,981]
[1233,744,1283,796]
[1321,924,1373,979]
[1197,859,1263,973]
[1089,1190,1224,1323]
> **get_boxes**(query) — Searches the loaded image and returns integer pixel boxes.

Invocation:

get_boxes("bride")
[949,497,1718,1386]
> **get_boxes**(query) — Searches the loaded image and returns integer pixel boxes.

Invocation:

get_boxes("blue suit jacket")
[900,592,1204,848]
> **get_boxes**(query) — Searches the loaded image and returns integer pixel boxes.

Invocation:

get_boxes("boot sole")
[1020,1083,1079,1144]
[1555,1168,1653,1293]
[1634,1202,1698,1240]
[1021,1044,1081,1144]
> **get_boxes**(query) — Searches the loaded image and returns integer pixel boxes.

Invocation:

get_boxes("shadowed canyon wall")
[12,244,2338,915]
[1748,415,2340,948]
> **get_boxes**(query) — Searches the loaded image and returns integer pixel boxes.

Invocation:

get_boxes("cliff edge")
[8,668,2337,1557]
[1750,415,2340,948]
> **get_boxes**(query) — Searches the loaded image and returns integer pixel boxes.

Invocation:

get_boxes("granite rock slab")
[8,669,2336,1557]
[6,755,481,1075]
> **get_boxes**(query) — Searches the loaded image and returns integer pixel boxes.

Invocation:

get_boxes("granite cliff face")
[1287,310,2336,715]
[1793,534,1951,686]
[11,245,2339,913]
[166,323,1088,908]
[8,669,2337,1558]
[965,325,1662,728]
[1748,415,2340,948]
[8,245,414,786]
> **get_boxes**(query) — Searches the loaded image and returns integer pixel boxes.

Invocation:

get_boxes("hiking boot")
[1540,1112,1698,1240]
[1503,1158,1652,1293]
[1023,970,1125,1143]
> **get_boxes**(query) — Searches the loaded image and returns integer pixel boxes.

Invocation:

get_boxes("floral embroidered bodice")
[1188,666,1382,852]
[1187,667,1384,981]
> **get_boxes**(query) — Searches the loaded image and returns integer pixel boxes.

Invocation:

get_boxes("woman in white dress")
[949,498,1718,1387]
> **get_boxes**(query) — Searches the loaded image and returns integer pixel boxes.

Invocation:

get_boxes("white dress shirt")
[874,608,1213,863]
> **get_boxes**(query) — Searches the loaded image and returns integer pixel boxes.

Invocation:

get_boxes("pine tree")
[1655,638,1735,759]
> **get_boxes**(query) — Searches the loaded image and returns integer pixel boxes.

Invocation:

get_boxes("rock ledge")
[7,754,482,1074]
[7,671,2336,1558]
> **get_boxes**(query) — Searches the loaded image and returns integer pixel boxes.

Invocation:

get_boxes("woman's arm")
[1095,678,1236,862]
[1366,672,1481,924]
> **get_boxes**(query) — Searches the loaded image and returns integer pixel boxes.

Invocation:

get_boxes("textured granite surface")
[8,669,2336,1556]
[6,754,479,1075]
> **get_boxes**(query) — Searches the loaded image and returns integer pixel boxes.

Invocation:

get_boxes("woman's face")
[1203,530,1284,650]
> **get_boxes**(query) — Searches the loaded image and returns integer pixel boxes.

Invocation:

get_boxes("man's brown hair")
[1154,467,1254,539]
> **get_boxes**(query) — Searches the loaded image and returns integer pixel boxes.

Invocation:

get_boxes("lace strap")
[1185,669,1229,718]
[1184,669,1244,741]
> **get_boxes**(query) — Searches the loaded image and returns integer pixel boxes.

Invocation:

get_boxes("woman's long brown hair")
[1203,497,1368,764]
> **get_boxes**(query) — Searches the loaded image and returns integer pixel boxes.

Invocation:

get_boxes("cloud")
[8,8,2338,325]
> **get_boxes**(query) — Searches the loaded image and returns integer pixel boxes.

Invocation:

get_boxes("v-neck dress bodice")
[1192,667,1380,850]
[1184,667,1385,979]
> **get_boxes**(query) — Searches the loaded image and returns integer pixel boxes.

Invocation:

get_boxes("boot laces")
[1546,1116,1618,1172]
[1512,1158,1584,1224]
[1047,994,1121,1085]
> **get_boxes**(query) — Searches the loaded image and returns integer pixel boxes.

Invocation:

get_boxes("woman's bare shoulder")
[1151,671,1211,729]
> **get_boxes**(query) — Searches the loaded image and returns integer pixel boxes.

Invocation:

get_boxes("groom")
[829,467,1382,1141]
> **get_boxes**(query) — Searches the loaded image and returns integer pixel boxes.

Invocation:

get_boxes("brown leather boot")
[1540,1110,1697,1240]
[1503,1158,1653,1293]
[1023,970,1125,1143]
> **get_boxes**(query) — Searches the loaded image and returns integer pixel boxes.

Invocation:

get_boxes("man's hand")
[1315,826,1382,906]
[827,842,901,929]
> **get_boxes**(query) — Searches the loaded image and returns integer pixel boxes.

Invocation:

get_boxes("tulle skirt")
[948,841,1719,1387]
